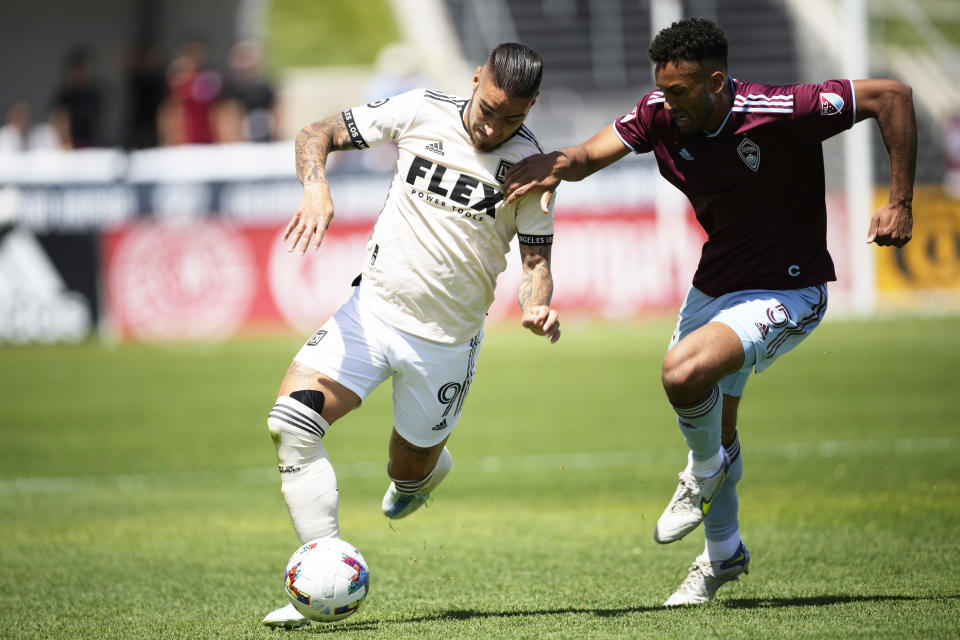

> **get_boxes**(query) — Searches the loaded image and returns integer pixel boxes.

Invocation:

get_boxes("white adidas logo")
[425,140,444,156]
[0,227,90,343]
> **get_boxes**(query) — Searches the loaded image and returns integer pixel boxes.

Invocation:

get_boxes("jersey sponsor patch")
[405,156,502,218]
[367,99,389,108]
[425,140,445,156]
[819,92,844,115]
[737,138,760,172]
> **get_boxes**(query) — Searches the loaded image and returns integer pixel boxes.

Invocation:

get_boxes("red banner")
[101,210,705,342]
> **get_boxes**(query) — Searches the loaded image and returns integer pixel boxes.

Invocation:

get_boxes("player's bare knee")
[661,354,701,402]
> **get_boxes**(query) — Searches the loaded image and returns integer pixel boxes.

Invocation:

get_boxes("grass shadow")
[722,593,960,609]
[303,593,960,633]
[302,604,661,632]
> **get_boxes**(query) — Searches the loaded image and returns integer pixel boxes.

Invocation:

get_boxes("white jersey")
[342,88,554,344]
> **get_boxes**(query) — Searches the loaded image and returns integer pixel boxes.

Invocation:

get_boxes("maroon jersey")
[614,77,855,296]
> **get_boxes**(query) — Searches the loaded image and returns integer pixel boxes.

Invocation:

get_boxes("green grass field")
[1,315,958,639]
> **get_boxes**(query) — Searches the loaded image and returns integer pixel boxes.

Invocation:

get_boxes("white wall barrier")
[3,145,899,343]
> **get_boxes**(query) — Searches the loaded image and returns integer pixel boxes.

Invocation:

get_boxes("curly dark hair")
[648,18,728,70]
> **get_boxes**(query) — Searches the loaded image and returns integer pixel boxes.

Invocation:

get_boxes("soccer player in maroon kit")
[503,17,915,605]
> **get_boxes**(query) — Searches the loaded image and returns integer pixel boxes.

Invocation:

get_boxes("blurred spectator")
[121,41,167,149]
[219,39,278,143]
[158,37,224,145]
[51,46,104,148]
[0,101,61,152]
[0,101,33,152]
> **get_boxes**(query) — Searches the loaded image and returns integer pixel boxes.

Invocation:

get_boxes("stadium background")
[2,3,959,638]
[1,0,958,345]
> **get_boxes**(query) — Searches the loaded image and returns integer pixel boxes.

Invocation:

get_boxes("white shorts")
[293,286,482,448]
[668,284,828,397]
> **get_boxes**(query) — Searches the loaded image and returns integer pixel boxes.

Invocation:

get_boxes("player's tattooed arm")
[285,115,357,254]
[518,243,560,343]
[518,243,553,310]
[294,115,357,186]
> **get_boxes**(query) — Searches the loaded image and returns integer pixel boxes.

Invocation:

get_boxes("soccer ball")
[284,538,370,622]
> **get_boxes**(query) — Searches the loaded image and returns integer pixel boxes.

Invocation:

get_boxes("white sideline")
[0,436,955,496]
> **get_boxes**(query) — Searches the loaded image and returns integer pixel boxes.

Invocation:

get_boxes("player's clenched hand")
[502,151,566,213]
[866,201,913,247]
[284,183,335,254]
[521,305,561,344]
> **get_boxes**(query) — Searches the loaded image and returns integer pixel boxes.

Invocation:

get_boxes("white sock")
[685,448,724,479]
[268,397,339,542]
[281,452,339,542]
[704,532,742,562]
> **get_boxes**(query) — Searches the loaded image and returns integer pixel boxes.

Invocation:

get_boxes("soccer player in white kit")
[503,18,916,606]
[262,43,560,628]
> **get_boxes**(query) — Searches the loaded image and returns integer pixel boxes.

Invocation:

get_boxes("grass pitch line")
[1,436,955,496]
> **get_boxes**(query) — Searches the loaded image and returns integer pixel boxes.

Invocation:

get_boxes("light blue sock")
[704,434,744,558]
[674,385,723,472]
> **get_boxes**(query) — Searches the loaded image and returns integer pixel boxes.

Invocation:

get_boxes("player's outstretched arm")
[853,79,917,248]
[502,125,631,213]
[284,115,358,254]
[518,243,560,343]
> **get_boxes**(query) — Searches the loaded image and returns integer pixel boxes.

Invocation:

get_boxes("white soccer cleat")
[261,602,310,629]
[664,541,750,606]
[381,485,429,519]
[381,448,452,519]
[653,453,729,544]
